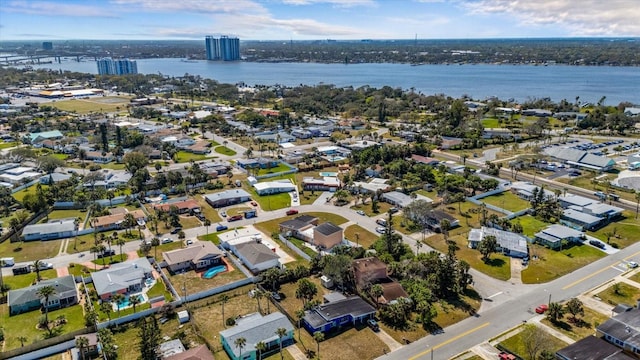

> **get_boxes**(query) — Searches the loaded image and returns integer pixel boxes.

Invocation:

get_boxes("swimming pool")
[202,265,226,279]
[116,294,145,310]
[319,172,338,177]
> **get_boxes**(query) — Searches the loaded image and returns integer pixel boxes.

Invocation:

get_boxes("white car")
[186,239,194,245]
[375,226,387,234]
[220,211,227,217]
[628,261,638,269]
[161,238,173,244]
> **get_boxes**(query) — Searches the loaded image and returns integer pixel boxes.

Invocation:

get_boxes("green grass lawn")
[629,272,640,284]
[256,163,292,176]
[49,96,131,114]
[540,306,608,341]
[226,206,253,216]
[0,141,18,150]
[510,215,551,237]
[0,303,85,351]
[174,151,211,163]
[588,211,640,249]
[67,262,95,277]
[214,146,237,156]
[350,201,392,217]
[480,191,531,212]
[303,211,348,225]
[482,118,500,128]
[597,282,640,306]
[12,184,44,203]
[197,232,222,245]
[43,209,86,221]
[285,236,317,257]
[3,269,58,289]
[499,326,567,359]
[252,192,291,212]
[344,224,379,248]
[0,239,60,262]
[521,243,606,284]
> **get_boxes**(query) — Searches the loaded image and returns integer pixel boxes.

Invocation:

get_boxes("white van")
[1,257,15,266]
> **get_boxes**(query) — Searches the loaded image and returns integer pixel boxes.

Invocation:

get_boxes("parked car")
[367,319,380,332]
[356,210,366,216]
[216,224,228,232]
[32,262,54,270]
[498,352,516,360]
[251,201,258,206]
[376,219,388,227]
[271,292,282,301]
[220,211,227,217]
[12,265,31,275]
[161,238,173,244]
[375,226,386,234]
[228,215,243,222]
[628,261,638,269]
[286,209,299,216]
[589,239,605,249]
[535,304,548,314]
[389,207,399,214]
[97,249,116,258]
[171,227,183,234]
[186,239,194,245]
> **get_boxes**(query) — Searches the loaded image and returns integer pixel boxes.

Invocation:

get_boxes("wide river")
[27,58,640,104]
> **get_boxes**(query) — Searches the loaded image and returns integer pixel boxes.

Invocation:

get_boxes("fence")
[10,179,40,194]
[0,328,94,360]
[255,161,299,180]
[0,209,47,244]
[279,234,311,261]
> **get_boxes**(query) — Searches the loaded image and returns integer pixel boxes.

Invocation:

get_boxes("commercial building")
[205,35,240,61]
[545,147,615,172]
[220,312,294,360]
[8,275,78,315]
[96,58,138,75]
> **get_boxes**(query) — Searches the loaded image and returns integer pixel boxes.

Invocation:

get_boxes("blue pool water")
[319,172,338,177]
[117,295,144,310]
[202,265,226,279]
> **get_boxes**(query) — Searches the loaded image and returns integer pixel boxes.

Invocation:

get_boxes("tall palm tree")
[100,301,112,322]
[32,259,43,283]
[36,285,56,333]
[151,237,160,259]
[17,336,27,347]
[234,337,246,359]
[204,219,211,234]
[220,294,229,326]
[276,327,287,360]
[112,293,125,318]
[115,238,126,262]
[75,335,89,360]
[295,309,305,343]
[90,245,100,271]
[313,331,324,358]
[130,295,142,313]
[256,341,267,360]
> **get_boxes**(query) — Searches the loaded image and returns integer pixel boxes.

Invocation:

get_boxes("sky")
[1,0,639,41]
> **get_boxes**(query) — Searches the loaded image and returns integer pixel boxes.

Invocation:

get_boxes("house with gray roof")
[534,224,585,250]
[229,241,280,274]
[381,191,432,209]
[22,219,76,241]
[510,182,554,201]
[162,242,224,274]
[220,312,294,360]
[302,296,376,334]
[556,335,635,360]
[8,275,77,315]
[545,147,615,172]
[204,189,251,208]
[597,307,640,355]
[90,258,153,300]
[468,227,529,258]
[561,209,604,231]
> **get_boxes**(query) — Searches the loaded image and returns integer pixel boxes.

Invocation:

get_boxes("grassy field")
[50,96,131,114]
[588,211,640,249]
[195,195,222,223]
[3,269,58,289]
[499,327,567,359]
[629,272,640,284]
[164,259,247,296]
[540,306,608,341]
[480,191,531,212]
[510,215,551,237]
[0,303,85,351]
[174,151,212,163]
[256,163,292,176]
[350,201,393,217]
[521,243,606,284]
[481,118,501,128]
[0,141,18,150]
[42,209,86,222]
[12,184,44,202]
[0,239,60,262]
[251,192,291,212]
[344,224,379,249]
[597,282,640,306]
[214,146,237,156]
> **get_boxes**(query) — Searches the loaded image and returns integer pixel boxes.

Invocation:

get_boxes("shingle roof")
[234,242,279,266]
[556,336,634,360]
[598,308,640,350]
[90,258,152,296]
[314,222,342,236]
[163,242,223,266]
[562,209,602,225]
[304,296,375,328]
[8,275,76,308]
[22,219,76,237]
[219,312,293,359]
[164,345,215,360]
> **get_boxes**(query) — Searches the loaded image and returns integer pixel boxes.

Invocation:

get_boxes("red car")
[535,304,548,314]
[498,352,516,360]
[251,201,258,206]
[228,215,243,222]
[286,209,299,216]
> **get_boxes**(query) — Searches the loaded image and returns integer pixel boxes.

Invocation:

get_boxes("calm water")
[27,58,640,104]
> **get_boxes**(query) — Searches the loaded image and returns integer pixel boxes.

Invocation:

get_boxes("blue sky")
[1,0,638,40]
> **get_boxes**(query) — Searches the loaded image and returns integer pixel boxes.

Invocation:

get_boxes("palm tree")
[32,259,43,283]
[546,302,565,322]
[17,336,27,347]
[370,284,384,308]
[151,237,160,259]
[234,337,246,359]
[220,294,229,326]
[256,341,267,360]
[313,331,324,358]
[295,309,305,343]
[36,285,56,334]
[130,294,142,313]
[76,335,89,360]
[112,293,125,318]
[276,327,288,360]
[100,301,112,322]
[115,238,126,262]
[90,245,100,271]
[204,219,211,234]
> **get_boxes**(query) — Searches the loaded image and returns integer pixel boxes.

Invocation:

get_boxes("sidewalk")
[374,329,402,352]
[529,315,575,345]
[287,344,307,360]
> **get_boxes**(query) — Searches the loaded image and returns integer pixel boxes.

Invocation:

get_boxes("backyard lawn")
[42,209,86,222]
[481,118,500,128]
[540,306,608,341]
[0,303,85,351]
[344,224,379,249]
[499,327,567,359]
[13,184,46,202]
[521,243,606,284]
[510,215,550,237]
[164,258,247,296]
[480,191,531,212]
[0,239,60,262]
[251,192,291,212]
[174,151,212,163]
[3,269,58,289]
[350,201,393,217]
[588,211,640,249]
[597,282,640,307]
[214,146,237,156]
[256,163,293,176]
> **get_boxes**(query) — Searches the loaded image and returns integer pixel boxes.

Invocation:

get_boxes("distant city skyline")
[1,0,638,41]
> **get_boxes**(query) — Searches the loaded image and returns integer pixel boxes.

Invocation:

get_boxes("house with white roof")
[558,194,623,230]
[510,182,554,201]
[468,227,529,258]
[22,219,76,241]
[302,176,341,192]
[534,224,585,250]
[381,191,433,209]
[253,179,297,195]
[90,258,153,300]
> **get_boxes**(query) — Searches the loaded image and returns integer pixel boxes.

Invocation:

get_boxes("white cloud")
[4,0,117,17]
[111,0,268,16]
[281,0,375,6]
[462,0,640,36]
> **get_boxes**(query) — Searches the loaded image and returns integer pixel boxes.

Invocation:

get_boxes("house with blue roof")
[27,130,64,144]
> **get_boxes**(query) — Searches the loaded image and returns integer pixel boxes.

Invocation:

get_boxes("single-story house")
[226,240,280,274]
[8,275,78,315]
[92,210,147,232]
[353,257,387,289]
[165,345,215,360]
[316,145,351,157]
[438,136,463,150]
[184,141,212,154]
[410,154,440,166]
[204,189,252,208]
[153,198,201,214]
[313,222,343,250]
[253,179,297,195]
[521,108,552,117]
[39,172,72,184]
[0,166,41,184]
[158,339,186,359]
[468,227,529,258]
[220,312,294,360]
[302,296,376,334]
[534,224,585,250]
[597,307,640,355]
[350,178,392,194]
[85,151,114,164]
[555,335,634,360]
[163,242,224,273]
[90,258,153,300]
[27,130,64,144]
[22,219,76,241]
[302,177,341,192]
[365,165,383,178]
[545,147,615,172]
[236,158,279,169]
[279,215,319,241]
[424,210,460,232]
[75,333,100,359]
[509,182,555,201]
[381,191,432,209]
[561,209,604,231]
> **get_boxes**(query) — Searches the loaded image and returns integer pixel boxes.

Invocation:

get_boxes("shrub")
[226,317,236,326]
